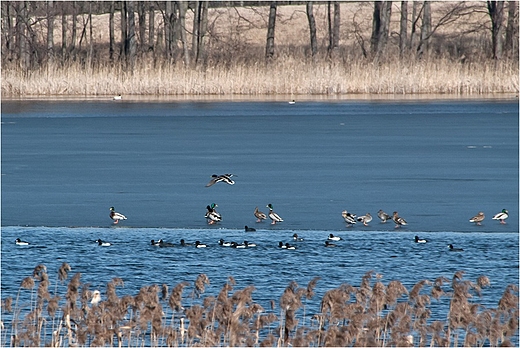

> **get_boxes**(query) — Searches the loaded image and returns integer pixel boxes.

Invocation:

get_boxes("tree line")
[1,1,518,73]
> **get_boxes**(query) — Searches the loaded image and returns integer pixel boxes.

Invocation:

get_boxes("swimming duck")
[15,238,30,246]
[357,213,372,226]
[288,100,296,105]
[205,204,222,224]
[232,241,246,249]
[245,225,256,232]
[180,239,193,247]
[254,206,267,222]
[341,210,357,226]
[113,94,122,101]
[377,210,391,223]
[392,211,407,228]
[267,204,283,225]
[328,234,342,241]
[278,241,287,249]
[195,241,207,248]
[284,243,296,250]
[469,211,485,225]
[293,233,304,241]
[414,236,427,243]
[159,240,175,247]
[109,207,127,224]
[244,241,256,247]
[447,244,464,252]
[205,174,235,187]
[151,239,162,246]
[218,239,233,247]
[96,239,111,247]
[492,209,508,224]
[324,241,337,247]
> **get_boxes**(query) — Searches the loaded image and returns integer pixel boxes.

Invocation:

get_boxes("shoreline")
[2,93,518,103]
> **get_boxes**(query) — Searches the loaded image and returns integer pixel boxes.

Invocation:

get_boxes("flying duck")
[492,209,508,224]
[357,213,373,226]
[328,234,342,241]
[267,204,283,225]
[392,211,407,228]
[414,236,427,243]
[205,174,235,187]
[341,210,357,226]
[447,244,464,252]
[254,206,267,222]
[469,211,485,225]
[205,204,222,225]
[15,238,30,246]
[109,207,127,224]
[293,233,304,241]
[245,225,256,232]
[377,210,391,223]
[96,239,111,247]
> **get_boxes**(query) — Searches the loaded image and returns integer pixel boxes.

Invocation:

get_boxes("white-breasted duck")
[377,209,391,223]
[218,239,233,247]
[392,211,407,228]
[205,203,222,225]
[113,94,122,101]
[284,243,296,250]
[414,236,428,243]
[109,207,127,224]
[492,209,508,224]
[278,241,287,249]
[341,210,357,226]
[205,174,235,187]
[293,233,304,241]
[96,239,111,246]
[357,213,372,226]
[328,234,342,241]
[151,239,162,246]
[15,238,30,246]
[195,241,207,248]
[469,211,485,225]
[254,206,267,222]
[267,204,283,225]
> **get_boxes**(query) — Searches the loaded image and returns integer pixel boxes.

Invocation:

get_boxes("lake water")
[1,98,518,345]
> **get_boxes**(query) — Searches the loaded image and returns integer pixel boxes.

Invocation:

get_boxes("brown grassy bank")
[1,264,518,347]
[2,55,518,96]
[2,2,518,97]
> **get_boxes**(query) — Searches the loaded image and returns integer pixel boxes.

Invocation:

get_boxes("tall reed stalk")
[1,265,518,347]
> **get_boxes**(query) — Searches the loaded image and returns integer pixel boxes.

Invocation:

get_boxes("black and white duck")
[205,174,235,187]
[492,209,508,224]
[341,210,357,227]
[267,204,283,225]
[109,207,127,224]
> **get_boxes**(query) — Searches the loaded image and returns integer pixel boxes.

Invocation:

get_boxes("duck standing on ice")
[267,204,283,225]
[109,207,127,224]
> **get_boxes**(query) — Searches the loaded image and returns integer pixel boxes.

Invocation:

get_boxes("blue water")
[1,99,519,344]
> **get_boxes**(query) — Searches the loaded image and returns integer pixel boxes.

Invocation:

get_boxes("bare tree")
[192,1,208,67]
[148,2,155,53]
[370,1,392,61]
[504,0,518,57]
[127,1,137,70]
[138,1,146,53]
[178,1,190,66]
[265,2,277,59]
[70,1,77,60]
[487,1,505,59]
[399,1,408,57]
[306,2,317,57]
[120,1,127,60]
[327,1,341,57]
[417,1,431,57]
[61,3,67,61]
[46,0,54,64]
[109,1,115,62]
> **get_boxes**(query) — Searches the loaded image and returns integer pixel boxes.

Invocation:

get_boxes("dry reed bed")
[2,56,518,96]
[1,264,518,347]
